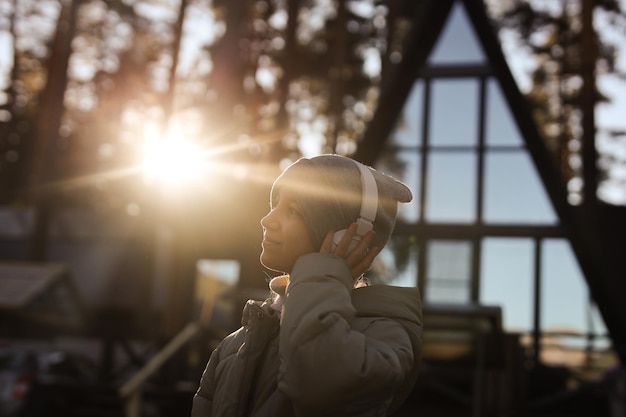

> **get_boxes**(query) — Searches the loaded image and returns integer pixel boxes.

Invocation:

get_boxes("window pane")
[390,80,424,147]
[480,238,533,331]
[428,2,486,65]
[373,236,419,288]
[430,79,479,147]
[486,78,524,146]
[425,152,477,223]
[195,259,240,328]
[484,152,558,224]
[589,303,611,349]
[377,149,421,223]
[541,239,588,346]
[426,240,472,303]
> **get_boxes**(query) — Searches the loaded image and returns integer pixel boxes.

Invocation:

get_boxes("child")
[192,154,423,417]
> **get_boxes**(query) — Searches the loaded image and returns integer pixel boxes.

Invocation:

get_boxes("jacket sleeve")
[191,345,221,417]
[277,253,416,412]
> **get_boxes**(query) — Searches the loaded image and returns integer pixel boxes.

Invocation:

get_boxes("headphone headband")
[327,159,379,250]
[354,162,378,236]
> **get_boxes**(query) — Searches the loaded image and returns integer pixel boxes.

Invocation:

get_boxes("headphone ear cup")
[332,229,361,252]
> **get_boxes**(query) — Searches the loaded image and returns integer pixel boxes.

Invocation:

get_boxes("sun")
[141,124,206,187]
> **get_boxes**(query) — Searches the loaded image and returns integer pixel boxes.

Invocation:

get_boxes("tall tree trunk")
[29,0,79,261]
[207,1,249,140]
[0,0,20,201]
[328,0,348,152]
[163,0,189,125]
[581,0,598,207]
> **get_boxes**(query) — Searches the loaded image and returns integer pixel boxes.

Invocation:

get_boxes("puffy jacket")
[192,253,423,417]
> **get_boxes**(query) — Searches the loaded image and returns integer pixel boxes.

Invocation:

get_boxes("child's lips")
[262,237,280,247]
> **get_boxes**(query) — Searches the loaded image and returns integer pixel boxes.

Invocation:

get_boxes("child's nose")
[260,210,276,229]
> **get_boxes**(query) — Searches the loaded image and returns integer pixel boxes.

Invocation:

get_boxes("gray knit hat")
[270,154,413,250]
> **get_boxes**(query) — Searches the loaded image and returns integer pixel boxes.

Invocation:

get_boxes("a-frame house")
[353,0,626,414]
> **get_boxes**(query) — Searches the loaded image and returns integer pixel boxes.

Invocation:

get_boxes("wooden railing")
[118,321,201,417]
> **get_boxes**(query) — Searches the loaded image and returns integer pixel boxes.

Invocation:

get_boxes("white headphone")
[331,161,378,251]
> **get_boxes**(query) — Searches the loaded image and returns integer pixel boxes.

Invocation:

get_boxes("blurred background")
[0,0,625,416]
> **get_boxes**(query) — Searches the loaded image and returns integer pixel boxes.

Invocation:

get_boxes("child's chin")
[260,256,281,272]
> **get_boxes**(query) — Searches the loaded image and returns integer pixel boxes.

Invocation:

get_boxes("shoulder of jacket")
[352,285,422,325]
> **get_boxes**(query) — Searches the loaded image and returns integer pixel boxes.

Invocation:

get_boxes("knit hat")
[270,154,413,250]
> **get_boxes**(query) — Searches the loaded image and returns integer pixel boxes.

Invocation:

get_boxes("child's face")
[260,188,316,274]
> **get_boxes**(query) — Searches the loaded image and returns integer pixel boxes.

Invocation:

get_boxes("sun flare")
[142,130,206,186]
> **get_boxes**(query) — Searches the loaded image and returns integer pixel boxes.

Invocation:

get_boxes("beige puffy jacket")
[192,253,423,417]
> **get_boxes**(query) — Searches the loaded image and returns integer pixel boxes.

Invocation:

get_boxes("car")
[0,345,99,417]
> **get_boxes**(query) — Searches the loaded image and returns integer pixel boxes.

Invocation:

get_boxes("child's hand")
[320,223,380,280]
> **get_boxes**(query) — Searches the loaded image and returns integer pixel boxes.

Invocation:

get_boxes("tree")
[486,0,626,205]
[0,0,61,203]
[1,0,417,209]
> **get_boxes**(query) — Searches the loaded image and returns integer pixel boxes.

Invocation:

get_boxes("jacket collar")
[268,275,422,326]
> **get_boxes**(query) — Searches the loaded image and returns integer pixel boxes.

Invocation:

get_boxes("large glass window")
[379,0,614,374]
[480,238,534,331]
[425,152,477,223]
[390,81,424,147]
[373,236,419,288]
[426,240,472,303]
[485,79,524,147]
[483,152,558,224]
[541,239,589,347]
[428,1,486,65]
[195,259,240,329]
[589,303,611,349]
[430,79,479,147]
